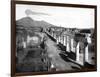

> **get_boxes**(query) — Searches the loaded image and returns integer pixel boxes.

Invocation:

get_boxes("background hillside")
[16,17,55,28]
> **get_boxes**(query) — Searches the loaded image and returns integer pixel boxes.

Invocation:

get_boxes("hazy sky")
[16,4,95,29]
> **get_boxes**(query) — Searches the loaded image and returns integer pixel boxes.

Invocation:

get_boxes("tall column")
[60,36,63,44]
[65,36,67,51]
[71,38,74,52]
[60,35,62,43]
[54,33,57,40]
[62,36,64,45]
[58,36,61,43]
[60,36,62,43]
[63,36,66,46]
[53,33,55,38]
[23,41,26,48]
[87,34,92,44]
[78,41,85,65]
[27,35,30,44]
[53,32,54,37]
[66,36,70,52]
[52,31,54,37]
[85,45,89,62]
[69,36,71,52]
[73,39,76,53]
[56,37,59,44]
[76,42,80,62]
[55,33,57,39]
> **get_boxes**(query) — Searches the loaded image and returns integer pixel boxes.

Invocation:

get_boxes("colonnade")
[50,31,93,65]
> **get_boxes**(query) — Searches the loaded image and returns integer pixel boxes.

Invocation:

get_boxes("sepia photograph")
[11,1,97,76]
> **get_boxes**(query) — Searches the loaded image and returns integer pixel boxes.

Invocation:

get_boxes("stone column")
[23,41,26,48]
[73,39,76,53]
[52,31,54,37]
[58,36,61,43]
[85,45,89,62]
[53,32,54,37]
[76,42,80,62]
[63,36,66,46]
[87,34,92,44]
[69,36,71,52]
[79,41,85,65]
[65,36,67,51]
[62,36,64,45]
[66,36,70,52]
[56,37,59,44]
[60,36,62,43]
[54,33,56,39]
[71,38,74,52]
[60,36,63,44]
[55,34,57,40]
[27,35,30,44]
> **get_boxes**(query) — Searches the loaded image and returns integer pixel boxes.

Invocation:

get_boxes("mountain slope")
[16,17,55,28]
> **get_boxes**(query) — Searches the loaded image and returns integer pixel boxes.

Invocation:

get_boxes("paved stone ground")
[45,36,81,71]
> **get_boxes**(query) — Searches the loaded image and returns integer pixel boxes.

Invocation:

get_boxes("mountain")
[16,17,55,28]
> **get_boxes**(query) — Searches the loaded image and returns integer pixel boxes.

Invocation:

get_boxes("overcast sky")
[16,4,95,29]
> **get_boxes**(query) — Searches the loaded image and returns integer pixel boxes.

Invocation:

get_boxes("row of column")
[51,32,74,53]
[50,31,92,65]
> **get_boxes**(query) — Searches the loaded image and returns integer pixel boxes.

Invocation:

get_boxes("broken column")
[85,34,94,64]
[75,34,86,65]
